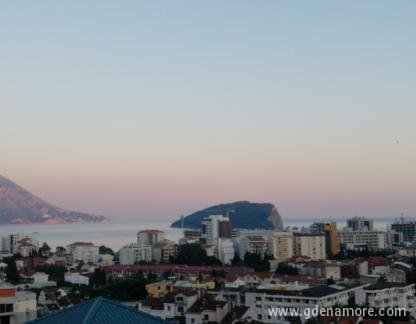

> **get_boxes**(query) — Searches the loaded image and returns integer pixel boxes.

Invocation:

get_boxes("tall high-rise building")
[391,219,416,242]
[310,222,339,257]
[201,215,233,260]
[346,217,374,231]
[271,232,293,262]
[201,215,231,243]
[137,230,165,247]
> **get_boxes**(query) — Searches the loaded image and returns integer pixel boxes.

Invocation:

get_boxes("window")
[0,304,13,313]
[191,319,195,323]
[204,314,209,320]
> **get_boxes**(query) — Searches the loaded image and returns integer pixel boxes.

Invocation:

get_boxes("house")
[64,272,90,285]
[146,281,173,298]
[139,290,198,321]
[30,272,57,288]
[28,296,168,323]
[185,294,229,324]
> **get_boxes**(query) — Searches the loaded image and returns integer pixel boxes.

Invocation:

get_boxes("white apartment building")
[364,283,415,318]
[271,232,293,262]
[245,283,365,323]
[338,230,386,251]
[293,233,326,260]
[238,235,268,259]
[119,243,152,265]
[201,215,231,243]
[67,242,100,263]
[137,230,165,248]
[0,280,37,323]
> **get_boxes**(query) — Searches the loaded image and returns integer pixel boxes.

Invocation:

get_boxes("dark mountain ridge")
[171,201,283,230]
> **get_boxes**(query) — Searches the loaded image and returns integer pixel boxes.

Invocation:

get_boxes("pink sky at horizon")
[1,2,415,221]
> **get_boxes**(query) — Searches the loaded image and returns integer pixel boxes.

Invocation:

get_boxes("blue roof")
[28,297,169,324]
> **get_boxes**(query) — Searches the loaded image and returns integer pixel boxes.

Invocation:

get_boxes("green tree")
[243,252,262,269]
[99,245,114,255]
[275,262,298,275]
[4,257,20,284]
[170,244,222,266]
[39,242,51,256]
[231,253,243,266]
[35,264,67,283]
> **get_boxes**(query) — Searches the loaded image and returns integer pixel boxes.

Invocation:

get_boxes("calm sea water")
[0,218,392,251]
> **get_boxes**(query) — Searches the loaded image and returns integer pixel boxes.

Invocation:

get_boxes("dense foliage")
[3,257,20,284]
[275,262,299,275]
[243,252,274,272]
[35,264,67,283]
[170,243,222,266]
[99,245,114,255]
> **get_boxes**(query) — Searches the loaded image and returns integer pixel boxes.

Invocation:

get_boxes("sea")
[0,218,393,251]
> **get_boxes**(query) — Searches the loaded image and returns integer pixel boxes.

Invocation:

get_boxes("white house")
[64,272,90,285]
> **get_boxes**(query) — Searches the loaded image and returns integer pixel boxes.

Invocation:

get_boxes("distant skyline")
[1,1,415,221]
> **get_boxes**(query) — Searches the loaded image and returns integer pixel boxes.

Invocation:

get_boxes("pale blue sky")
[1,1,415,221]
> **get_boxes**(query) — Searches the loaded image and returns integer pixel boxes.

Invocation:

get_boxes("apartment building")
[245,283,365,323]
[238,236,268,259]
[338,230,386,251]
[364,283,415,318]
[119,243,152,265]
[67,242,100,263]
[293,233,326,260]
[270,232,293,262]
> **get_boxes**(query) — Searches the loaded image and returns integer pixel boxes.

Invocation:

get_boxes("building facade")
[338,230,386,251]
[119,243,152,265]
[137,230,165,248]
[293,233,326,260]
[271,232,293,262]
[67,242,100,263]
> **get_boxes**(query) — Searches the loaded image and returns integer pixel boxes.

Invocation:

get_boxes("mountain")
[0,174,107,224]
[171,201,283,230]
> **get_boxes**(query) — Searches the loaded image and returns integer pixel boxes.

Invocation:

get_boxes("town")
[0,216,416,323]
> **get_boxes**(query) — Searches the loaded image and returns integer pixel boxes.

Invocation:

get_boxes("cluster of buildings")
[2,214,416,323]
[133,264,416,323]
[119,230,177,264]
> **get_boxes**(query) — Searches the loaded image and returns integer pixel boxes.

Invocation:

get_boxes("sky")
[1,1,415,222]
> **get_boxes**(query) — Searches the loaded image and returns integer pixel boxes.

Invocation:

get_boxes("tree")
[99,245,114,255]
[231,253,243,266]
[91,268,106,287]
[35,264,67,283]
[275,262,298,275]
[4,257,20,284]
[39,242,51,256]
[170,244,222,266]
[243,252,262,269]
